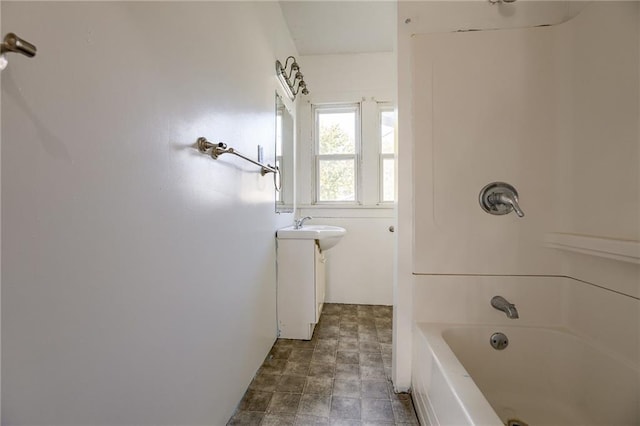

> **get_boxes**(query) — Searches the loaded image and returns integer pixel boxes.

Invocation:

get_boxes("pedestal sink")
[276,224,346,339]
[277,225,346,251]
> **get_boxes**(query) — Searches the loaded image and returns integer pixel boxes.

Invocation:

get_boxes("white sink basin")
[277,225,347,251]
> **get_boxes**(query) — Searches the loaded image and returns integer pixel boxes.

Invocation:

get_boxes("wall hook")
[0,32,37,70]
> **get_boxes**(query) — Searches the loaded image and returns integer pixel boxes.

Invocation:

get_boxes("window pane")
[380,110,395,154]
[318,159,355,202]
[318,111,356,155]
[382,157,395,202]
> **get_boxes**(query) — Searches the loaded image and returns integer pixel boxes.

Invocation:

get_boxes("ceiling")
[279,1,585,57]
[279,1,396,55]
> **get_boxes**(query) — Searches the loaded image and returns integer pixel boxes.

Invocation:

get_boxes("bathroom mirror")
[275,92,294,213]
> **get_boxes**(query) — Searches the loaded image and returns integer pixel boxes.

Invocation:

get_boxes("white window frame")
[378,104,395,204]
[312,103,361,205]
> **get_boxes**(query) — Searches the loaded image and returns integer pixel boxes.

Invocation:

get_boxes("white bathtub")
[412,323,640,426]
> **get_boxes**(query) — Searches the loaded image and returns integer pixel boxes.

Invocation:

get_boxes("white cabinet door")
[314,244,326,323]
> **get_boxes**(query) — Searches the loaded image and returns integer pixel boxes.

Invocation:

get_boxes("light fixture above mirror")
[276,56,309,101]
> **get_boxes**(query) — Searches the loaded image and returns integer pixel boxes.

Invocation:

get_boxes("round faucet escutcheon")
[479,182,525,217]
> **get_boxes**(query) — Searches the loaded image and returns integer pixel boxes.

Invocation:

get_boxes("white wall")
[296,53,396,306]
[1,3,295,424]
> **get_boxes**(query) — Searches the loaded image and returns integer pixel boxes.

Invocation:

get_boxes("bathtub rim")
[414,321,640,426]
[414,322,504,426]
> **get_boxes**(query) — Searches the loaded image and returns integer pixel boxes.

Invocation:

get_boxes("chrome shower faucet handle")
[479,182,525,217]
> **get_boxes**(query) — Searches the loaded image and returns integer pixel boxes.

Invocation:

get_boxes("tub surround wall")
[2,3,296,424]
[412,276,566,327]
[411,25,559,276]
[413,276,639,370]
[398,0,640,399]
[553,2,640,299]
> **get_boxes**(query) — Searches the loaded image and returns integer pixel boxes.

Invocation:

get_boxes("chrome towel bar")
[197,137,281,190]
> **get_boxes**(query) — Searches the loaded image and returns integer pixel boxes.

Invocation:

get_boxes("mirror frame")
[275,90,295,214]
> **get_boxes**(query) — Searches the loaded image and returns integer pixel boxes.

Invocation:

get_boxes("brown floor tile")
[260,358,288,375]
[336,351,359,364]
[340,317,359,327]
[270,345,293,359]
[335,363,359,380]
[377,331,392,344]
[382,354,392,369]
[308,362,335,378]
[304,376,333,395]
[379,343,392,356]
[238,390,273,412]
[317,329,340,339]
[291,339,317,350]
[338,337,359,352]
[299,393,331,417]
[262,413,296,426]
[360,365,386,380]
[227,410,264,425]
[341,304,358,314]
[360,353,383,367]
[358,324,376,333]
[284,361,312,376]
[321,315,341,325]
[358,318,376,327]
[341,314,359,323]
[316,338,339,352]
[329,419,362,426]
[361,380,389,399]
[333,378,361,398]
[339,328,358,338]
[322,304,343,315]
[230,304,418,425]
[268,392,302,414]
[330,397,361,420]
[361,399,394,422]
[358,342,380,353]
[340,323,358,333]
[290,349,314,363]
[277,375,307,393]
[372,306,392,318]
[359,332,378,343]
[249,372,280,392]
[312,350,337,364]
[296,414,331,425]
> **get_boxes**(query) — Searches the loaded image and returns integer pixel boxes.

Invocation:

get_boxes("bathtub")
[412,323,640,426]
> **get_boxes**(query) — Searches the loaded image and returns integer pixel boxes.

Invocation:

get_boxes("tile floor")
[228,303,419,425]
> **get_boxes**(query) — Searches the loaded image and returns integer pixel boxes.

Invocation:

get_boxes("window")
[310,101,394,207]
[314,104,360,203]
[379,106,396,203]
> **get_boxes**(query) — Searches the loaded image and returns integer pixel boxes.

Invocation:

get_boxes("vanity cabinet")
[276,239,326,340]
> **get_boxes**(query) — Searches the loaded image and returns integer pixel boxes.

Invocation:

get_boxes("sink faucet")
[491,296,519,319]
[294,216,312,229]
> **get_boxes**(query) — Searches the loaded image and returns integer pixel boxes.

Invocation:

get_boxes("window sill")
[302,203,394,209]
[297,204,395,219]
